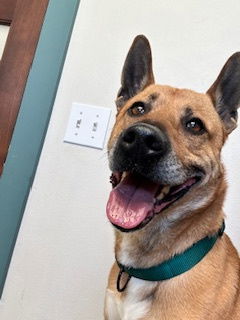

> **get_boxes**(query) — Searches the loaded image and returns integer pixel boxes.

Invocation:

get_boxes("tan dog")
[104,35,240,320]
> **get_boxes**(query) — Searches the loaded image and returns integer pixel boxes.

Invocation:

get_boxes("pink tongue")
[106,174,159,229]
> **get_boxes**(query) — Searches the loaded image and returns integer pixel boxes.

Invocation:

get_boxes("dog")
[104,35,240,320]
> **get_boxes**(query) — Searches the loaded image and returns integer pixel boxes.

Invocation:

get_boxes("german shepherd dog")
[104,35,240,319]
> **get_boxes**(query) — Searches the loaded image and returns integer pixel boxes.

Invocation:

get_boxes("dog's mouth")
[106,172,201,232]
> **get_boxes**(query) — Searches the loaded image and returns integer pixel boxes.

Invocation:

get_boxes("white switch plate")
[64,103,111,149]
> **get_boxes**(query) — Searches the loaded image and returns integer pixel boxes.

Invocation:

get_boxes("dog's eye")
[128,102,148,117]
[185,118,205,134]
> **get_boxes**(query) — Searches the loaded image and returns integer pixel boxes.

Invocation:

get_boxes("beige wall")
[0,1,240,319]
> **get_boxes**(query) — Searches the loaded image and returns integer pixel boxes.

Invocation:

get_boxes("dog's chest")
[106,278,156,320]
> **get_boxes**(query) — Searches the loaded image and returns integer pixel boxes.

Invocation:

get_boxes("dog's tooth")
[119,172,127,183]
[162,185,170,194]
[121,172,128,180]
[156,185,170,200]
[157,192,165,200]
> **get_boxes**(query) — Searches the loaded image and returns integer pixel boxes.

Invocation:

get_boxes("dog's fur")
[104,35,240,319]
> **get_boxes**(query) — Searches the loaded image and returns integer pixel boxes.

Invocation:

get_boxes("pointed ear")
[207,52,240,134]
[116,35,155,110]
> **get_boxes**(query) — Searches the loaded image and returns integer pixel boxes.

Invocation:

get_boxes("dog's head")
[107,35,240,233]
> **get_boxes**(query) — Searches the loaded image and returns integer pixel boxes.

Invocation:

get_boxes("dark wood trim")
[0,0,17,25]
[0,0,50,174]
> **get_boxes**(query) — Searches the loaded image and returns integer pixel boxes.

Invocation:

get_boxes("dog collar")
[116,221,225,292]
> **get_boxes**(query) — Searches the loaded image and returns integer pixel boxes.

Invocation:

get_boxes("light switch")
[64,103,111,149]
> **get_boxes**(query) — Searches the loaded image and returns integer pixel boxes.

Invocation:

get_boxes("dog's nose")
[120,123,169,159]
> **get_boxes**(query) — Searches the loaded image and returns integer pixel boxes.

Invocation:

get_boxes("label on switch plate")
[64,103,111,149]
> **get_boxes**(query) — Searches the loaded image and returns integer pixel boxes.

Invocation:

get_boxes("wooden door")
[0,0,49,174]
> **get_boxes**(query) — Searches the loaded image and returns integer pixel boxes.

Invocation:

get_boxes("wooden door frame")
[0,0,17,25]
[0,0,80,297]
[0,0,50,175]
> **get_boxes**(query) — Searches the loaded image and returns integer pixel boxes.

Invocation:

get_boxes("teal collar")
[116,221,225,292]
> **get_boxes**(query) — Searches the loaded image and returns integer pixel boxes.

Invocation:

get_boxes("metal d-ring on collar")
[116,267,132,292]
[116,221,225,292]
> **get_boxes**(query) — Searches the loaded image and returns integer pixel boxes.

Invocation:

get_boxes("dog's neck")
[115,178,226,269]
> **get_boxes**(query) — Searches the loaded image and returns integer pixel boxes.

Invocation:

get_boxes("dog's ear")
[116,35,154,110]
[207,52,240,133]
